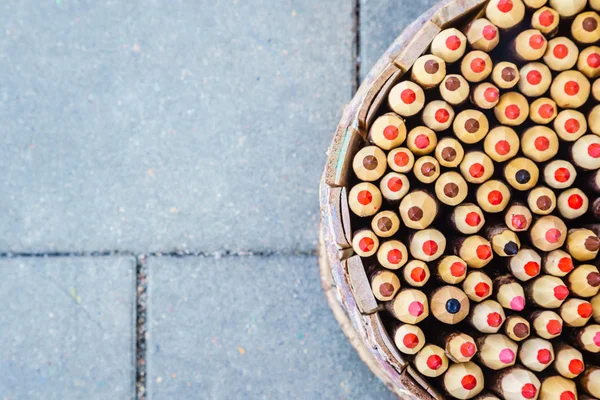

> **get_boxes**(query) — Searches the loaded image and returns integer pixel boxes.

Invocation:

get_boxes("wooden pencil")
[352,146,387,182]
[471,82,500,109]
[578,46,600,79]
[453,110,490,144]
[590,104,600,136]
[386,288,429,324]
[554,109,587,141]
[490,366,541,400]
[442,361,484,400]
[550,70,591,109]
[593,0,600,12]
[504,157,540,191]
[525,275,569,309]
[590,197,600,220]
[518,62,552,97]
[543,160,577,190]
[494,92,529,126]
[486,0,526,29]
[454,236,494,268]
[492,61,520,89]
[494,274,526,311]
[435,171,469,206]
[532,6,559,36]
[520,126,559,163]
[352,229,380,257]
[371,210,401,238]
[413,156,440,184]
[523,0,547,9]
[421,100,455,132]
[518,337,554,372]
[565,227,600,261]
[461,51,493,83]
[476,180,511,213]
[539,376,577,400]
[504,203,533,233]
[451,203,486,235]
[387,147,415,173]
[368,112,407,150]
[472,393,500,400]
[414,344,449,378]
[409,228,446,262]
[435,137,464,168]
[388,80,425,117]
[588,170,600,193]
[543,36,579,71]
[403,260,431,287]
[593,77,600,101]
[508,247,541,281]
[571,135,600,171]
[529,97,557,124]
[543,249,574,277]
[440,74,470,105]
[406,126,437,156]
[557,188,588,219]
[392,323,426,355]
[559,298,593,327]
[411,54,447,89]
[571,12,600,44]
[430,285,470,325]
[398,190,438,230]
[512,29,548,61]
[483,126,520,163]
[487,225,521,257]
[379,172,410,202]
[436,256,468,285]
[348,182,382,217]
[530,309,563,339]
[570,324,600,353]
[466,18,500,52]
[370,268,401,301]
[467,300,505,334]
[553,343,584,379]
[548,0,586,17]
[460,151,495,184]
[376,239,409,270]
[463,271,494,302]
[528,186,557,215]
[430,28,467,63]
[503,315,530,342]
[530,215,567,252]
[438,331,478,363]
[475,333,518,370]
[579,365,600,398]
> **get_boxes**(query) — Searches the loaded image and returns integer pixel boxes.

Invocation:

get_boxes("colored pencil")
[352,146,387,182]
[414,344,449,378]
[431,28,467,63]
[559,298,593,327]
[579,365,600,398]
[525,275,569,309]
[421,101,455,132]
[565,227,600,261]
[487,225,521,257]
[571,324,600,353]
[442,361,484,400]
[387,147,415,173]
[468,300,505,334]
[435,137,464,168]
[435,171,468,206]
[512,29,547,61]
[348,182,382,217]
[399,190,438,230]
[539,376,577,400]
[557,188,588,219]
[412,55,447,89]
[523,0,547,9]
[532,6,559,36]
[453,110,490,144]
[466,18,500,52]
[593,77,600,100]
[504,203,533,232]
[530,309,563,339]
[451,203,486,235]
[476,180,511,213]
[392,323,426,355]
[475,333,518,370]
[460,151,494,184]
[578,46,600,79]
[504,157,539,191]
[550,70,591,109]
[548,0,586,17]
[492,61,520,89]
[543,160,577,190]
[370,268,401,301]
[403,259,431,287]
[368,112,407,150]
[484,126,520,163]
[463,271,494,303]
[543,249,574,277]
[376,239,409,270]
[503,315,530,342]
[590,105,600,136]
[529,97,557,124]
[494,274,526,311]
[518,337,554,372]
[543,36,579,71]
[486,0,526,29]
[461,51,493,83]
[494,92,529,126]
[433,331,477,363]
[436,255,468,285]
[409,228,446,262]
[588,170,600,193]
[371,210,401,238]
[471,82,500,109]
[379,172,410,202]
[406,126,437,156]
[508,247,541,281]
[440,74,470,105]
[520,126,559,163]
[389,80,425,117]
[454,236,494,268]
[528,186,557,215]
[386,288,429,324]
[529,215,567,251]
[554,109,587,141]
[472,393,500,400]
[352,229,380,257]
[490,366,541,400]
[571,12,600,44]
[430,285,470,325]
[413,156,440,184]
[553,343,584,379]
[518,62,552,97]
[571,135,600,171]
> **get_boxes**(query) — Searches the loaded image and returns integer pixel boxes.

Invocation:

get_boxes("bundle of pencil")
[344,0,600,398]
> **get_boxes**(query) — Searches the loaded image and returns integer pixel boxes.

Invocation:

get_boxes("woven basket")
[318,1,490,398]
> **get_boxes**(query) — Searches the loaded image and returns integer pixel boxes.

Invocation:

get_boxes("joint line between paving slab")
[0,249,318,258]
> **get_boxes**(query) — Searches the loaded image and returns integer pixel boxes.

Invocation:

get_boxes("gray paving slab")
[0,256,136,400]
[0,0,355,254]
[359,0,440,81]
[146,255,395,400]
